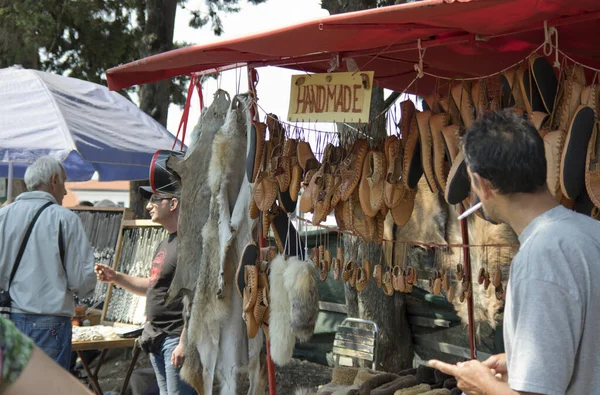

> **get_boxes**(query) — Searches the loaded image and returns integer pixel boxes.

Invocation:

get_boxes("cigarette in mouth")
[458,201,483,220]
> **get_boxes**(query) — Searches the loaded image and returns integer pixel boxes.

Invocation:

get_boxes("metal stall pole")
[459,207,476,360]
[248,66,277,395]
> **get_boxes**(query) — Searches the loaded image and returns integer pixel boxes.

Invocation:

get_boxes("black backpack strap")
[8,201,54,288]
[58,220,66,271]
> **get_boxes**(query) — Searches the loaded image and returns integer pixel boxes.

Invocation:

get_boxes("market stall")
[104,1,600,394]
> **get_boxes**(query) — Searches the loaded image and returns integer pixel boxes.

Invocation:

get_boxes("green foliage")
[0,0,262,106]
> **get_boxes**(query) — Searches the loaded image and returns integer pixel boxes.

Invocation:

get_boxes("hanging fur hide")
[182,94,265,395]
[269,254,297,366]
[168,89,231,302]
[284,257,319,342]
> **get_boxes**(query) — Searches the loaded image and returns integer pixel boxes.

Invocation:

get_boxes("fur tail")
[269,255,296,366]
[284,257,319,342]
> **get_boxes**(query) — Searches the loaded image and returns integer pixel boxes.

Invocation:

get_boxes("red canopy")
[106,0,600,96]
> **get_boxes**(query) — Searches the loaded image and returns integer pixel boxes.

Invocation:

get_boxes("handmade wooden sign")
[288,71,374,123]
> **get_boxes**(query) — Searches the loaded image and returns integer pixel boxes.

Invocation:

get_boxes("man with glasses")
[95,186,196,395]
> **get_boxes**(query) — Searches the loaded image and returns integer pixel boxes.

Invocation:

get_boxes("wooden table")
[72,337,141,395]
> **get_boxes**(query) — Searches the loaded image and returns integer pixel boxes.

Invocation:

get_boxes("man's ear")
[472,173,494,200]
[170,198,179,211]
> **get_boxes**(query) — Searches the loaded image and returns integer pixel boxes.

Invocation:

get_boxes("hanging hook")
[543,21,560,69]
[413,39,426,79]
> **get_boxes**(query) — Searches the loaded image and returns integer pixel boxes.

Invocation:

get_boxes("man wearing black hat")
[95,185,195,395]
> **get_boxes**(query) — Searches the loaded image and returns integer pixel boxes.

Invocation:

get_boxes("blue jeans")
[149,335,197,395]
[11,313,72,370]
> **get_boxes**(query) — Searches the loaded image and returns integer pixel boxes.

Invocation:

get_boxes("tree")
[320,0,413,372]
[0,0,265,217]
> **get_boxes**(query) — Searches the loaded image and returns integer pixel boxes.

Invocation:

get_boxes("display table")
[72,337,141,395]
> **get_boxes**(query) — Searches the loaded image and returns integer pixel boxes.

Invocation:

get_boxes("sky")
[165,0,332,142]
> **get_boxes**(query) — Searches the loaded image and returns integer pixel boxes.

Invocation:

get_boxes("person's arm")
[428,358,541,395]
[3,347,93,395]
[95,263,149,296]
[171,327,186,368]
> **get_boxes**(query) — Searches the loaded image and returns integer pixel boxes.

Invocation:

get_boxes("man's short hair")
[462,109,547,195]
[24,156,65,191]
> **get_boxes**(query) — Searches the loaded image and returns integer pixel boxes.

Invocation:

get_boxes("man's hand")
[483,353,508,382]
[95,264,117,283]
[428,359,500,395]
[171,342,185,369]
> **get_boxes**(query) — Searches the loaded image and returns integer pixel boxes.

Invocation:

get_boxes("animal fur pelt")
[168,89,230,302]
[386,176,518,331]
[295,389,317,395]
[183,93,263,395]
[284,257,319,342]
[269,254,296,366]
[445,212,517,330]
[388,178,449,270]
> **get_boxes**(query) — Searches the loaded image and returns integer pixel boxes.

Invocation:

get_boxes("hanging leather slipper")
[471,80,488,119]
[554,76,583,132]
[422,93,442,114]
[359,150,386,217]
[543,130,565,198]
[278,188,297,214]
[350,190,376,243]
[444,152,471,205]
[517,63,544,113]
[439,95,461,126]
[247,122,266,183]
[451,81,475,130]
[355,267,368,292]
[289,163,303,202]
[390,187,415,227]
[297,141,320,172]
[299,170,317,214]
[530,56,558,114]
[382,271,394,296]
[236,242,259,298]
[416,111,438,193]
[254,171,278,212]
[500,67,526,109]
[560,105,596,200]
[430,113,451,191]
[581,85,600,119]
[441,125,460,165]
[403,117,424,189]
[340,138,369,202]
[243,264,259,313]
[585,122,600,207]
[399,100,416,137]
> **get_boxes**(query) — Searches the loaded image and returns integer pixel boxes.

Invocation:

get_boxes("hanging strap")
[7,202,53,289]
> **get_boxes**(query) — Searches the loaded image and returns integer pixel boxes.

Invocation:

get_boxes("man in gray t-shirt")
[429,109,600,395]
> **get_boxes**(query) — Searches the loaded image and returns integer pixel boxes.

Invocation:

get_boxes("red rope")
[172,75,203,151]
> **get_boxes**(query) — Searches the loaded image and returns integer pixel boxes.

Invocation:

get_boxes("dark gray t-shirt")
[504,205,600,395]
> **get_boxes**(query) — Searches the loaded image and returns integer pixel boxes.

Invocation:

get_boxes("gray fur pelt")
[168,89,230,302]
[184,94,254,394]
